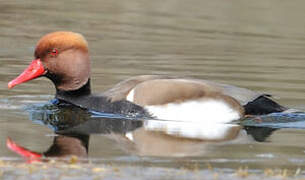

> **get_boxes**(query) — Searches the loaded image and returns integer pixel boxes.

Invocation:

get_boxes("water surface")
[1,0,305,178]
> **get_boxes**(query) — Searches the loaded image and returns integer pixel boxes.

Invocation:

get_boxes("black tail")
[244,95,287,115]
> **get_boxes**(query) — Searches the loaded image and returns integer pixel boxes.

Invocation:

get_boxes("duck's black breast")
[56,94,151,118]
[54,79,151,118]
[56,92,151,118]
[75,95,151,118]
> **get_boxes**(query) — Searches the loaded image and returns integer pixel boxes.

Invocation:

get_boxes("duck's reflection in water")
[7,103,276,161]
[43,134,89,158]
[7,133,89,162]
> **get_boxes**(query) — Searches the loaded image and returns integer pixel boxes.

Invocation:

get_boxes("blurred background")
[1,0,305,107]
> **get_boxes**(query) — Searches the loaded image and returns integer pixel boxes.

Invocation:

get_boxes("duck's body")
[8,31,286,123]
[57,75,285,122]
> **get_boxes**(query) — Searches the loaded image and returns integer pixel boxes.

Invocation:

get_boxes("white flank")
[144,121,240,140]
[126,94,242,140]
[144,99,242,140]
[145,99,241,124]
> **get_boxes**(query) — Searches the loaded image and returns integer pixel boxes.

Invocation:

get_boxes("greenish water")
[0,0,305,179]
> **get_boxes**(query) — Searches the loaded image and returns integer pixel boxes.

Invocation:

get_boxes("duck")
[8,31,287,123]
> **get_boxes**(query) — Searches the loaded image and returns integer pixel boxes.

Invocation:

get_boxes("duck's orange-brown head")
[8,31,91,91]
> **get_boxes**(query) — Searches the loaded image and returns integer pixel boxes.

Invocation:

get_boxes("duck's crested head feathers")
[34,31,88,58]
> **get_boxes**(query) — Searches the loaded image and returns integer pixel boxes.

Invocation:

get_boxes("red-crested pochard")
[8,31,286,123]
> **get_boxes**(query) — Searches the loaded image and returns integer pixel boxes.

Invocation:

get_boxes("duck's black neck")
[56,79,91,100]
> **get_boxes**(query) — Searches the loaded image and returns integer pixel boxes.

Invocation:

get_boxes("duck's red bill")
[6,137,42,161]
[8,59,45,89]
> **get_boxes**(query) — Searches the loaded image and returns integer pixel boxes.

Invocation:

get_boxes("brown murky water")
[0,0,305,179]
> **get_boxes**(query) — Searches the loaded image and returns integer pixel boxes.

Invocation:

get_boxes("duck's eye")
[49,48,59,57]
